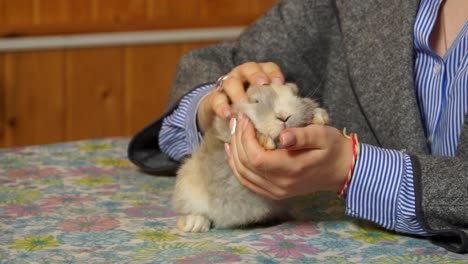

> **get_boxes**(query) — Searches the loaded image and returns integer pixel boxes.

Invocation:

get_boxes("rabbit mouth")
[274,137,281,148]
[271,127,287,148]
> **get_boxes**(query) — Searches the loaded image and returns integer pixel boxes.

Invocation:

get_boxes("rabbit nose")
[277,115,291,123]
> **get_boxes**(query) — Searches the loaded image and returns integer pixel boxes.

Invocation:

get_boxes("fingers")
[233,113,290,174]
[280,125,329,150]
[224,62,285,103]
[209,90,232,119]
[225,142,281,199]
[226,113,288,199]
[230,62,285,87]
[221,75,248,104]
[231,62,269,87]
[203,62,285,129]
[229,114,269,186]
[235,114,274,173]
[223,62,278,104]
[259,62,284,84]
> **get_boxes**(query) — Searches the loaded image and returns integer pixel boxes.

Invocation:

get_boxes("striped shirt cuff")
[158,83,215,161]
[345,144,429,235]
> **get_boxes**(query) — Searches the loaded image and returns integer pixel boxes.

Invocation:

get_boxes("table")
[1,138,467,263]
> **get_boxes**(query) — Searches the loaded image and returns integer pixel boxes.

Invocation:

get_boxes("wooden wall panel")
[0,1,3,25]
[37,0,73,24]
[66,48,125,140]
[96,0,147,23]
[124,41,218,135]
[0,0,278,36]
[2,51,65,147]
[36,0,96,24]
[149,0,202,20]
[0,0,36,25]
[0,41,223,147]
[251,2,279,16]
[64,0,96,23]
[200,0,249,18]
[0,54,4,147]
[124,44,179,135]
[0,1,278,147]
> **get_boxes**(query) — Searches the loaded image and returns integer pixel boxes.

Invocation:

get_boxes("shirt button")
[433,62,442,75]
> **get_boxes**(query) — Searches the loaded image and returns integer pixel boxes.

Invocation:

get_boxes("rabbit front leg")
[312,108,330,125]
[173,165,213,233]
[177,214,211,233]
[257,132,276,150]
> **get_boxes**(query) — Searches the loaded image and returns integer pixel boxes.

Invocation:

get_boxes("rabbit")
[172,83,329,233]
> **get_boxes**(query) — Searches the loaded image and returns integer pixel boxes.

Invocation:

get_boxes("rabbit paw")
[176,214,211,233]
[257,133,276,150]
[312,108,330,125]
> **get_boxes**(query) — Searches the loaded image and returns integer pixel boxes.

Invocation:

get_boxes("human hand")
[224,112,353,200]
[197,62,285,133]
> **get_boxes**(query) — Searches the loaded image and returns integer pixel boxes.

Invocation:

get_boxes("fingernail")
[255,77,268,86]
[224,143,232,159]
[271,77,284,84]
[223,108,231,119]
[280,131,296,148]
[230,118,237,135]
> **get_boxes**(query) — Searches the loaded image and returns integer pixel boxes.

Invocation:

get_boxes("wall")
[0,0,276,35]
[0,0,277,147]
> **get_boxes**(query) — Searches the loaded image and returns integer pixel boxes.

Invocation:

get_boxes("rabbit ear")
[285,83,299,94]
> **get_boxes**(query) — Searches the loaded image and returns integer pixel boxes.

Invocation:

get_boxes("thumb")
[279,125,324,150]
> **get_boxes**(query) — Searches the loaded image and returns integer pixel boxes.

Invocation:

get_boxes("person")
[128,0,468,253]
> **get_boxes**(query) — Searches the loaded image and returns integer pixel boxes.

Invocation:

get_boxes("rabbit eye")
[254,99,259,103]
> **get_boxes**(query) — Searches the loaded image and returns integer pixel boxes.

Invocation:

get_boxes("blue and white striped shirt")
[159,0,467,236]
[348,0,467,235]
[159,84,214,161]
[414,0,468,156]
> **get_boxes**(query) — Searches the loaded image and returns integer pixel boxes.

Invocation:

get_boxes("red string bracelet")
[338,129,360,199]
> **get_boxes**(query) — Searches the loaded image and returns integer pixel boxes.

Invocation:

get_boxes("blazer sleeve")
[411,154,468,253]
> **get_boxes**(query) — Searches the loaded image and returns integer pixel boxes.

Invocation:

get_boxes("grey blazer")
[128,0,467,253]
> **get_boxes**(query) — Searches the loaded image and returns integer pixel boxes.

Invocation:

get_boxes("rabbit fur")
[172,83,329,232]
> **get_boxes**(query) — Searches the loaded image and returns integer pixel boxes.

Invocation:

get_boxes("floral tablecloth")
[0,138,467,263]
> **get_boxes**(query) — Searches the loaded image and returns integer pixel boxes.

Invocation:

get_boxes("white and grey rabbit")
[172,83,329,232]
